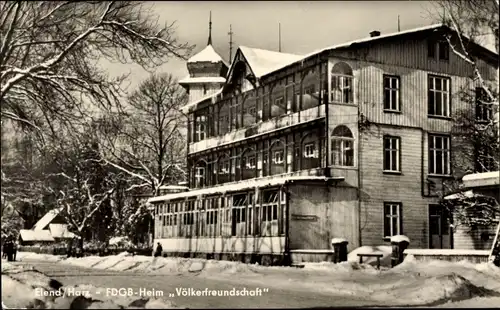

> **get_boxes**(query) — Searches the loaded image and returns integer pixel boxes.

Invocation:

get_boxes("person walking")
[154,242,163,257]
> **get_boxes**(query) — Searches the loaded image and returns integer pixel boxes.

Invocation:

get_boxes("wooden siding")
[349,61,486,132]
[288,183,359,250]
[330,36,497,80]
[359,125,437,248]
[187,84,222,104]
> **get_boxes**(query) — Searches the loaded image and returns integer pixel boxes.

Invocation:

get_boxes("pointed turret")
[179,11,228,104]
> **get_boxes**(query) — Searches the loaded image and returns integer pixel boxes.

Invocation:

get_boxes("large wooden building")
[148,23,498,264]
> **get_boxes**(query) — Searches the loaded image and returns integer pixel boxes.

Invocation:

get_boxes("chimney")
[370,30,381,37]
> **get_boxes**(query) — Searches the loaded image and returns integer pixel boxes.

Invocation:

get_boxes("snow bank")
[53,252,500,307]
[347,245,393,268]
[1,261,177,309]
[17,251,64,262]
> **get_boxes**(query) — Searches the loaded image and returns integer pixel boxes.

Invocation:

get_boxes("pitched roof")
[187,44,228,65]
[32,207,63,231]
[238,46,303,78]
[19,229,55,242]
[178,76,226,84]
[259,23,498,79]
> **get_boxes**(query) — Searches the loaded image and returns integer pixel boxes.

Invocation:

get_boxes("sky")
[103,1,457,93]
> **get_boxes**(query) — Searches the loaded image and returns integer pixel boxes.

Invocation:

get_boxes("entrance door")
[429,204,453,249]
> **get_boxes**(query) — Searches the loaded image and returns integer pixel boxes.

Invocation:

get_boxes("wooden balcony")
[189,105,326,155]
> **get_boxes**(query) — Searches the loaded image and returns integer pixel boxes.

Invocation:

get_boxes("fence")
[403,249,490,264]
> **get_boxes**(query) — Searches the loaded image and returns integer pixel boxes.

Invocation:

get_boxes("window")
[195,116,207,141]
[304,143,316,158]
[428,75,450,117]
[246,156,256,169]
[428,40,449,61]
[384,202,402,238]
[438,41,449,61]
[232,194,247,236]
[249,106,256,116]
[219,159,230,174]
[331,125,354,167]
[383,136,400,172]
[475,87,493,122]
[330,62,354,104]
[203,84,207,95]
[383,75,400,111]
[273,150,284,164]
[427,40,436,58]
[195,166,205,187]
[429,135,451,175]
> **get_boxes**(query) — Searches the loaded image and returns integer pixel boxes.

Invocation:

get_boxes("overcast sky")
[105,1,451,92]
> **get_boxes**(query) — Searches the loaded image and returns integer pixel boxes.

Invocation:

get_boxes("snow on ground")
[15,251,500,306]
[17,251,64,262]
[1,260,177,309]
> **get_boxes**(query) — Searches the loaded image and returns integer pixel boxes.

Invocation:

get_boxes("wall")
[288,183,359,250]
[358,125,435,248]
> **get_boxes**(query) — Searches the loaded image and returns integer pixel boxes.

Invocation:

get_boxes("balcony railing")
[189,105,326,154]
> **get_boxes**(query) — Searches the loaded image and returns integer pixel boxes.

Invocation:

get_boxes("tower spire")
[207,11,212,45]
[228,24,233,64]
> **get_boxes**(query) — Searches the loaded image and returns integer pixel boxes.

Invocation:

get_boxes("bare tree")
[101,73,188,196]
[0,1,193,129]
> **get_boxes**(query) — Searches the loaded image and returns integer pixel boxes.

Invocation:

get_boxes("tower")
[179,11,229,103]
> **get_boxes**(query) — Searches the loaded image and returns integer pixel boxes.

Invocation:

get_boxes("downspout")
[324,56,330,175]
[421,129,425,197]
[357,110,362,248]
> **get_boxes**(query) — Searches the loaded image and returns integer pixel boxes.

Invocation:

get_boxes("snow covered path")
[14,252,500,308]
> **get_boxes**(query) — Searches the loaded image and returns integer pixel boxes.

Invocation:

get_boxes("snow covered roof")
[148,176,344,203]
[178,76,226,84]
[180,88,223,114]
[187,44,227,65]
[48,224,76,239]
[32,207,63,231]
[238,46,303,78]
[258,23,498,79]
[462,171,499,188]
[19,229,55,242]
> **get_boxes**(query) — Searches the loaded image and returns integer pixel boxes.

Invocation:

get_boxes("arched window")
[330,62,354,104]
[217,154,231,185]
[241,148,257,180]
[269,139,286,175]
[301,133,320,170]
[331,125,354,167]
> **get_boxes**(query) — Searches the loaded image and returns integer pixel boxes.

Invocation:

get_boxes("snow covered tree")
[44,123,121,244]
[0,1,193,234]
[101,73,188,196]
[1,1,193,128]
[432,0,499,230]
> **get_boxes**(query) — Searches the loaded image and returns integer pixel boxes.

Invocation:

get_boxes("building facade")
[149,24,498,263]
